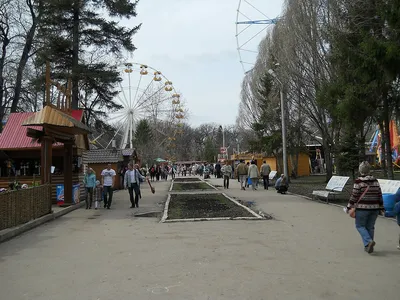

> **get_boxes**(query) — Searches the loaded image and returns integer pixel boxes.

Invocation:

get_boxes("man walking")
[124,163,145,208]
[236,160,248,190]
[260,160,272,190]
[101,163,116,209]
[221,161,232,189]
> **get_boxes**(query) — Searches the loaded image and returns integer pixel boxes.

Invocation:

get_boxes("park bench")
[311,176,350,203]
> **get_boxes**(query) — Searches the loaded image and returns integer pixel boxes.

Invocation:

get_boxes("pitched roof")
[85,149,123,164]
[0,110,84,150]
[122,148,134,156]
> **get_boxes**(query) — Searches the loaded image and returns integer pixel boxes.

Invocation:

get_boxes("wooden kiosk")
[21,63,91,205]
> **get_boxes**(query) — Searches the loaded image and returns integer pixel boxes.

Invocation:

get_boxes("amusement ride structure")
[104,63,184,162]
[235,0,280,73]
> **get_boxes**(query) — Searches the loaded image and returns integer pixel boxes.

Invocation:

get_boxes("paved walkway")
[0,176,399,300]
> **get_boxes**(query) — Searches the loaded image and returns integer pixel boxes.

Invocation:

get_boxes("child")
[94,180,103,210]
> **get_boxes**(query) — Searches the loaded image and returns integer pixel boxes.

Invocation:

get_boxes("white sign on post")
[269,171,277,180]
[377,179,400,194]
[326,176,350,192]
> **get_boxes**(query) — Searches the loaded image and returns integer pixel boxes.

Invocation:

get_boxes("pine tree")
[37,0,140,110]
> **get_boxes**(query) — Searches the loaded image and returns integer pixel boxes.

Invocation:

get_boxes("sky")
[120,0,284,127]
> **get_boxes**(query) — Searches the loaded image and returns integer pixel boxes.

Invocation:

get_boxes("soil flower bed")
[172,182,214,191]
[165,193,258,220]
[173,178,201,182]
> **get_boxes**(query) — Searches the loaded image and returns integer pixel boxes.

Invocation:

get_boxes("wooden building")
[231,153,311,177]
[0,110,89,203]
[84,149,124,189]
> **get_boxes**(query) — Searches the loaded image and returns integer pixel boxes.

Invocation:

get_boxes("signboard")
[269,171,277,180]
[377,179,400,194]
[220,147,227,154]
[326,176,350,192]
[56,184,81,205]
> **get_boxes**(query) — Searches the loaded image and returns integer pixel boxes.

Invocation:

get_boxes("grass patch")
[172,182,214,191]
[173,178,202,182]
[289,175,351,204]
[167,194,254,219]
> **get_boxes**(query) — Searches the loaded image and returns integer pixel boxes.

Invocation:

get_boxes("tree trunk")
[383,95,394,179]
[10,0,39,113]
[71,0,80,109]
[323,139,333,183]
[0,32,9,130]
[378,120,387,177]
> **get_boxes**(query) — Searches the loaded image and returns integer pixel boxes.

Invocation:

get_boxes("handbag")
[349,186,369,218]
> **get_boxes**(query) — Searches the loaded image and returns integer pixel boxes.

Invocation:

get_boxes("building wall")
[231,153,310,176]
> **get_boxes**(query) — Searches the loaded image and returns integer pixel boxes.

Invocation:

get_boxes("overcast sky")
[122,0,284,127]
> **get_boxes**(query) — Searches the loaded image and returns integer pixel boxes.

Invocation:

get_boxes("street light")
[268,69,289,179]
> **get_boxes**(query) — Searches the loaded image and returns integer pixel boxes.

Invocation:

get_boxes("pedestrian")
[345,161,384,254]
[221,161,232,189]
[83,168,96,209]
[236,160,248,190]
[260,160,272,190]
[124,163,145,208]
[248,160,259,190]
[94,180,103,210]
[101,163,116,209]
[245,162,250,188]
[275,174,289,194]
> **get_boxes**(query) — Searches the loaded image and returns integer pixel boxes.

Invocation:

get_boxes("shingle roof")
[122,148,134,156]
[85,149,122,164]
[0,110,84,150]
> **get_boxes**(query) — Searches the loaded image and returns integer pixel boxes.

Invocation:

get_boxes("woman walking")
[345,161,384,253]
[248,161,259,190]
[83,168,96,209]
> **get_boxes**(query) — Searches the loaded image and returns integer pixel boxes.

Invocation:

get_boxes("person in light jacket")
[248,161,259,190]
[124,163,145,208]
[221,161,232,189]
[260,161,272,190]
[83,168,96,209]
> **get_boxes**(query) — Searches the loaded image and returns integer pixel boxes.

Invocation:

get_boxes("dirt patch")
[172,182,214,191]
[167,194,254,219]
[173,178,202,182]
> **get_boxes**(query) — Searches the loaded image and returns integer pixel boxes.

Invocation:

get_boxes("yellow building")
[230,153,310,177]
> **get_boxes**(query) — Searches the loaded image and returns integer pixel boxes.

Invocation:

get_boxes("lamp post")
[268,69,288,179]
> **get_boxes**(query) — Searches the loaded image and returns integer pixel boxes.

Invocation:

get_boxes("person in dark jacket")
[346,161,384,253]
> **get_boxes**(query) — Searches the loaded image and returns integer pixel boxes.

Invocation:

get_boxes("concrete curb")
[286,192,398,223]
[0,201,86,244]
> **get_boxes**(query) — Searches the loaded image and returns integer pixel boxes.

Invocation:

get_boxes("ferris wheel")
[235,0,280,73]
[106,63,185,152]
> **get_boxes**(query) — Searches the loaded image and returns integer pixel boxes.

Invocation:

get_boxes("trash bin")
[382,193,396,212]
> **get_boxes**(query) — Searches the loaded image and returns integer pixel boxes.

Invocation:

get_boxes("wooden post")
[45,61,51,106]
[41,136,53,184]
[64,141,73,205]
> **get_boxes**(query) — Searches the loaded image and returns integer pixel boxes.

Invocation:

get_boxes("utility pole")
[268,69,289,179]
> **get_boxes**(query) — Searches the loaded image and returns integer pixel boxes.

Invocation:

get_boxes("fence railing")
[0,184,52,231]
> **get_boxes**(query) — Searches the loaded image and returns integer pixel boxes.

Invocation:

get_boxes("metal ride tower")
[235,0,280,73]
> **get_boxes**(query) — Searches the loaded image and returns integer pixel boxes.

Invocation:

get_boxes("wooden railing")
[0,184,52,230]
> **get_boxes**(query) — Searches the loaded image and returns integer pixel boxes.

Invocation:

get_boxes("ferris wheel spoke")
[134,85,165,110]
[118,82,131,108]
[133,80,155,110]
[243,0,271,19]
[130,74,143,108]
[239,25,269,49]
[105,114,129,148]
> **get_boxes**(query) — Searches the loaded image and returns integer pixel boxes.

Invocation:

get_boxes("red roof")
[0,110,84,150]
